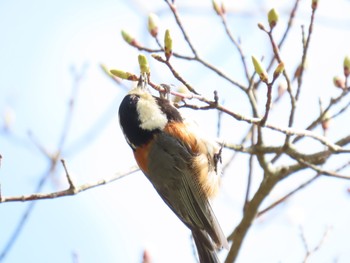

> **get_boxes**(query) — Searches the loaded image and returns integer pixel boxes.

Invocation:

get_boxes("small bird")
[118,77,228,263]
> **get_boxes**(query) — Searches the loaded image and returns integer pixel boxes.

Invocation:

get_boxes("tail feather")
[192,229,220,263]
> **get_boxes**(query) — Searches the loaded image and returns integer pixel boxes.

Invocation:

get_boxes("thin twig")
[257,174,319,217]
[200,57,247,91]
[148,77,349,152]
[0,65,85,262]
[329,100,350,120]
[293,89,350,144]
[244,153,254,211]
[162,0,247,91]
[300,225,332,263]
[164,0,198,57]
[151,54,199,94]
[127,41,194,60]
[266,0,301,73]
[0,163,139,203]
[172,89,347,151]
[217,107,223,138]
[259,82,274,126]
[258,160,350,217]
[222,127,253,172]
[296,5,317,100]
[296,158,350,180]
[61,159,76,191]
[219,13,250,82]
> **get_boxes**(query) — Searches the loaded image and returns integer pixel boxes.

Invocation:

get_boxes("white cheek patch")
[136,93,168,131]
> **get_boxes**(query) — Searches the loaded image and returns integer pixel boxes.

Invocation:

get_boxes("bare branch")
[296,158,350,180]
[0,65,86,262]
[217,12,250,82]
[0,164,139,203]
[265,0,301,73]
[257,174,319,217]
[187,92,348,151]
[164,0,198,57]
[244,154,254,211]
[300,225,332,263]
[293,90,350,144]
[161,1,247,91]
[151,54,199,94]
[226,174,279,263]
[258,159,350,217]
[259,82,274,126]
[296,4,318,100]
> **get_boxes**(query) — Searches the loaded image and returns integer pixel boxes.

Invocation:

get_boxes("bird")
[118,77,228,263]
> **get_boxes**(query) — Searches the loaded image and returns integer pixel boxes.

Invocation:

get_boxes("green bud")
[164,29,173,60]
[252,56,269,83]
[343,56,350,77]
[212,0,222,16]
[110,69,138,81]
[138,54,150,75]
[148,13,159,38]
[273,62,285,79]
[121,30,138,46]
[333,76,345,89]
[268,8,279,29]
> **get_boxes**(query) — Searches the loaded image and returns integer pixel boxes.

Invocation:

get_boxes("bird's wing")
[147,131,227,249]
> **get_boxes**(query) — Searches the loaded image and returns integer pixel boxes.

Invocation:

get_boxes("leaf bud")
[273,62,285,79]
[333,76,345,89]
[138,54,150,75]
[148,13,159,38]
[252,56,269,83]
[121,30,139,47]
[110,69,138,81]
[268,8,279,29]
[164,29,173,60]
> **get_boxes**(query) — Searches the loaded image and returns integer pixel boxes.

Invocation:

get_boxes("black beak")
[137,74,148,90]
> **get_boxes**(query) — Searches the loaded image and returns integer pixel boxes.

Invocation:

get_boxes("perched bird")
[118,78,228,263]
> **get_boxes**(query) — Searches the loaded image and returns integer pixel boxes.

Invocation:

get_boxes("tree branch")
[0,162,139,203]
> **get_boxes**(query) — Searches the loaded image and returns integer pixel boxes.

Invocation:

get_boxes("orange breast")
[133,141,153,175]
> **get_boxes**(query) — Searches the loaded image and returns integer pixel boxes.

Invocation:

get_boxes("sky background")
[1,0,350,262]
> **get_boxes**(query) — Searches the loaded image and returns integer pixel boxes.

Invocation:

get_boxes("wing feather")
[147,131,227,249]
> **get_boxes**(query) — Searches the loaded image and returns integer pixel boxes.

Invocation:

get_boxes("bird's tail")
[192,229,220,263]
